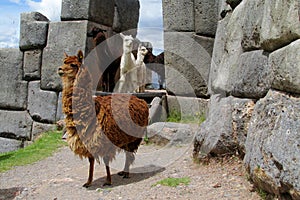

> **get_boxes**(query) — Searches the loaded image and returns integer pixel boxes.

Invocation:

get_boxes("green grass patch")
[0,130,66,173]
[152,177,191,187]
[167,110,206,125]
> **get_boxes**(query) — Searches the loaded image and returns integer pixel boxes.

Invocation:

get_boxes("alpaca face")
[138,46,148,56]
[120,33,134,51]
[58,50,83,78]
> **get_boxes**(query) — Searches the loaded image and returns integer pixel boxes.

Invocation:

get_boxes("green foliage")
[257,188,268,200]
[152,177,191,187]
[0,131,66,173]
[167,110,206,125]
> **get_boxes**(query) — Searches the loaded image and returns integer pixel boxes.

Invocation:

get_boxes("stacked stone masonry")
[0,0,140,153]
[190,0,300,199]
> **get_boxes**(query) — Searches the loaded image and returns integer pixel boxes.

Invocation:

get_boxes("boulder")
[28,81,58,123]
[162,0,194,32]
[147,122,196,146]
[0,110,33,140]
[0,48,28,110]
[164,32,211,97]
[244,90,300,199]
[23,49,42,81]
[270,39,300,94]
[231,50,272,99]
[194,0,219,36]
[19,12,49,50]
[193,95,254,159]
[61,0,115,26]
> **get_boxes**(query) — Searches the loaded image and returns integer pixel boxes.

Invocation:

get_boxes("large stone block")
[231,50,272,99]
[0,48,28,110]
[41,21,101,91]
[61,0,115,26]
[0,110,33,140]
[28,81,58,123]
[113,0,140,36]
[193,95,254,159]
[208,2,245,95]
[23,49,42,81]
[241,0,300,52]
[163,0,194,31]
[260,0,300,52]
[244,90,300,199]
[164,32,211,97]
[167,95,208,119]
[19,12,49,50]
[32,122,56,141]
[194,0,219,36]
[0,137,23,153]
[270,39,300,94]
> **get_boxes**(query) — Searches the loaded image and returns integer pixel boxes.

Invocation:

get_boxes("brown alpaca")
[57,50,148,187]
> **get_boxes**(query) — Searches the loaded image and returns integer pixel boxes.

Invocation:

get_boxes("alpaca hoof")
[118,171,130,178]
[83,182,91,188]
[103,182,112,186]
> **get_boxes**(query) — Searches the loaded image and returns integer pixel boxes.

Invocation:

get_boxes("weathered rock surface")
[270,39,300,94]
[162,0,194,32]
[164,32,211,97]
[0,49,28,110]
[0,137,23,153]
[41,21,99,91]
[28,81,58,123]
[147,122,196,146]
[19,12,49,50]
[260,0,300,52]
[113,0,140,37]
[231,50,271,99]
[167,95,208,119]
[23,49,42,81]
[244,90,300,199]
[32,122,56,141]
[194,0,218,36]
[193,95,254,159]
[208,2,244,95]
[149,97,167,124]
[0,110,33,140]
[61,0,115,26]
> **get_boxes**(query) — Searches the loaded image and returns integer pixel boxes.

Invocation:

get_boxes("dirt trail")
[0,144,260,200]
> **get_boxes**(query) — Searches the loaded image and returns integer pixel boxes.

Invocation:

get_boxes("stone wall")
[0,0,140,153]
[190,0,300,199]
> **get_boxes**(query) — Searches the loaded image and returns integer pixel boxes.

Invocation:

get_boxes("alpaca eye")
[70,64,77,68]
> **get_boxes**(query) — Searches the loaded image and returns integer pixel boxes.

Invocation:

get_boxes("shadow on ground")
[0,187,25,200]
[88,165,165,189]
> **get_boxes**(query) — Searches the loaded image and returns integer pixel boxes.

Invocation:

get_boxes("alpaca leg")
[83,157,95,188]
[118,151,135,178]
[103,156,112,186]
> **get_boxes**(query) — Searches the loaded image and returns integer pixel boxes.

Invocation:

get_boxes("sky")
[0,0,163,53]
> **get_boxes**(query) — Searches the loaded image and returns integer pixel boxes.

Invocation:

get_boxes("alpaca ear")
[120,33,125,39]
[64,52,68,58]
[77,50,84,63]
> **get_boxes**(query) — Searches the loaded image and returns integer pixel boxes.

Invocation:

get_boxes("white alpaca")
[116,33,137,93]
[136,45,148,93]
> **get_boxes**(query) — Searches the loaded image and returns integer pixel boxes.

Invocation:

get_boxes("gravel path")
[0,143,261,200]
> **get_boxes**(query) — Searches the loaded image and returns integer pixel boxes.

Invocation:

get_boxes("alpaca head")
[58,50,84,78]
[138,45,148,57]
[120,33,134,53]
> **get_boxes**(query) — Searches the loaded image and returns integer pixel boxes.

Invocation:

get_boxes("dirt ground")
[0,143,261,200]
